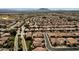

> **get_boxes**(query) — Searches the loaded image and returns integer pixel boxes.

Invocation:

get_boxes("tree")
[53,42,57,47]
[24,24,30,28]
[10,29,16,36]
[64,40,67,45]
[0,25,1,28]
[0,32,1,38]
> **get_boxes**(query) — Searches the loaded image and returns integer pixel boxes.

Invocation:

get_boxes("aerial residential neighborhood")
[0,8,79,51]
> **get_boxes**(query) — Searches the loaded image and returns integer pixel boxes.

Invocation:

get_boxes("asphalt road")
[21,25,27,51]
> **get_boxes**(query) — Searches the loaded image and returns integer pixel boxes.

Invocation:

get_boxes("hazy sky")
[0,8,79,11]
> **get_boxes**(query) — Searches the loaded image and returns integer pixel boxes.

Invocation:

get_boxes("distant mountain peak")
[38,8,50,11]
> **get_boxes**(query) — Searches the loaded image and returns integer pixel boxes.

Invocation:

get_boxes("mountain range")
[0,8,79,13]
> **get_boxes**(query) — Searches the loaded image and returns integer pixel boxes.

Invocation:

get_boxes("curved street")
[44,33,79,51]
